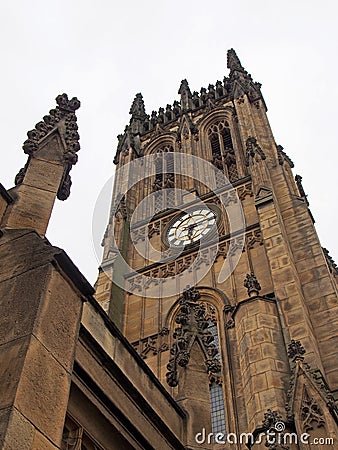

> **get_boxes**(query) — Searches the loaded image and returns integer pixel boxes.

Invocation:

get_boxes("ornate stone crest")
[166,286,221,387]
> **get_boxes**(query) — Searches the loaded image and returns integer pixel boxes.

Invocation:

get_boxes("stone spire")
[129,93,147,119]
[17,93,81,201]
[178,79,192,111]
[226,48,264,105]
[129,93,148,134]
[4,94,81,236]
[227,48,245,73]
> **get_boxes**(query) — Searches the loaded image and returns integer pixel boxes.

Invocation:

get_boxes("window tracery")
[61,417,104,450]
[152,144,176,211]
[152,145,175,191]
[208,120,238,183]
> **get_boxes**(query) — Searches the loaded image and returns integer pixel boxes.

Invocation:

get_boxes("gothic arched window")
[152,145,175,191]
[152,144,176,211]
[208,120,238,183]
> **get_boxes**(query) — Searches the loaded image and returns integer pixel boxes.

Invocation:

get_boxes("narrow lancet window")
[208,120,238,183]
[208,321,226,436]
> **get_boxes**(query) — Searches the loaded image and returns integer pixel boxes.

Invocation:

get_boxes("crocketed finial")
[227,48,245,72]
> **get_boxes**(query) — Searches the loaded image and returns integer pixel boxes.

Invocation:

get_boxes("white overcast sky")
[1,1,337,284]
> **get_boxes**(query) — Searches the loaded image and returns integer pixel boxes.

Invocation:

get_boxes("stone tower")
[95,49,338,447]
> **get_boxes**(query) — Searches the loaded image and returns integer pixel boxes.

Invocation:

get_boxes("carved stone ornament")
[178,79,192,111]
[244,272,261,297]
[113,49,263,163]
[129,92,147,118]
[295,174,309,205]
[129,93,148,135]
[287,339,306,362]
[262,409,284,430]
[261,409,290,450]
[166,286,221,387]
[15,93,81,201]
[276,145,294,168]
[245,137,266,166]
[127,226,262,292]
[301,389,325,431]
[132,327,170,360]
[112,193,128,221]
[285,339,338,424]
[227,48,245,73]
[322,247,338,276]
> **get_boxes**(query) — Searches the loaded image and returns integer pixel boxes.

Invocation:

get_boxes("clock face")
[167,208,216,246]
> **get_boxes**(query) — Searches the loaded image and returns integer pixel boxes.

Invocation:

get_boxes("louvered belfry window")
[153,145,175,191]
[152,145,176,211]
[208,120,238,183]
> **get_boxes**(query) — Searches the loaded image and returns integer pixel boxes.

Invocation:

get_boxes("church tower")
[95,50,338,447]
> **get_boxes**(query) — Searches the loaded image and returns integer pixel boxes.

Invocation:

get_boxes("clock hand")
[180,217,212,231]
[187,224,195,240]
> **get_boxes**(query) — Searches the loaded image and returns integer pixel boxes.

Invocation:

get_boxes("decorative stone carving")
[114,194,128,220]
[287,339,306,361]
[166,286,221,387]
[157,107,165,124]
[245,137,266,166]
[301,389,325,431]
[244,272,261,297]
[261,410,290,450]
[132,329,170,359]
[246,229,263,249]
[238,182,253,200]
[14,162,28,186]
[277,145,294,168]
[178,79,192,111]
[192,91,200,108]
[285,339,338,424]
[262,409,283,430]
[216,241,229,260]
[58,173,72,201]
[165,104,173,121]
[148,220,161,238]
[224,304,236,329]
[113,49,263,163]
[215,80,224,97]
[229,236,245,257]
[200,87,207,104]
[209,373,223,386]
[322,247,338,276]
[295,174,309,205]
[130,93,146,116]
[128,223,261,288]
[15,93,81,200]
[203,303,217,324]
[227,48,245,73]
[127,226,258,291]
[172,100,181,117]
[21,93,80,157]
